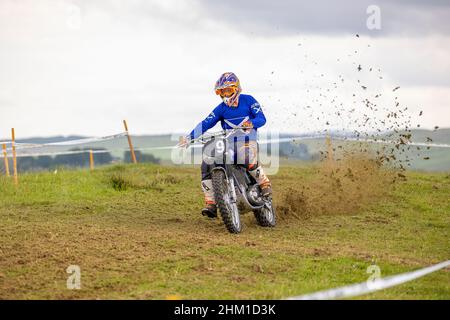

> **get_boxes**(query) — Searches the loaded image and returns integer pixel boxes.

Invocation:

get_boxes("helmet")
[214,72,242,107]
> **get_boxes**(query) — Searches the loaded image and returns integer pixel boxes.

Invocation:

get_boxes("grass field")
[0,163,449,299]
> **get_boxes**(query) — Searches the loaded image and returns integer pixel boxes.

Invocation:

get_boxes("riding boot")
[201,179,217,218]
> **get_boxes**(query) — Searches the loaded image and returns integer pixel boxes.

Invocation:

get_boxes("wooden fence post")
[11,128,18,185]
[89,149,94,171]
[123,120,137,164]
[2,143,10,177]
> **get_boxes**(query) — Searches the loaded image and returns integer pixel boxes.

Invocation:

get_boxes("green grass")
[0,163,448,299]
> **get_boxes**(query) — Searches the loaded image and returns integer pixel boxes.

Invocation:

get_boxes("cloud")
[0,0,449,138]
[197,0,450,36]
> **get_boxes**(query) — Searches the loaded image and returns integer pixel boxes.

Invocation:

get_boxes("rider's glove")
[177,135,191,148]
[242,120,254,132]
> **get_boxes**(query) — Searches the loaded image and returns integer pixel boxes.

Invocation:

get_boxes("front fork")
[228,176,238,204]
[212,167,238,203]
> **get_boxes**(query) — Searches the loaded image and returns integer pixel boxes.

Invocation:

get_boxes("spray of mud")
[273,34,437,220]
[277,149,397,220]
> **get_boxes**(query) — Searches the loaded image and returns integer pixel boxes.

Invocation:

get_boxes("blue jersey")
[189,94,266,140]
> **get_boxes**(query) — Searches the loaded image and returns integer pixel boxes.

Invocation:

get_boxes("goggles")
[215,86,237,98]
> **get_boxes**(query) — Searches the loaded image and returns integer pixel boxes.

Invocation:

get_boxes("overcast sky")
[1,0,449,138]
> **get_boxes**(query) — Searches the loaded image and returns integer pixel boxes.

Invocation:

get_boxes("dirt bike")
[188,127,276,234]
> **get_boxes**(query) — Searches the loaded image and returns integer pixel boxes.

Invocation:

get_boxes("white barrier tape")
[286,260,450,300]
[271,134,450,149]
[137,146,179,150]
[13,142,44,147]
[9,146,174,158]
[4,134,450,158]
[44,132,128,146]
[260,135,328,144]
[259,133,450,149]
[334,136,450,149]
[6,132,128,152]
[8,149,115,158]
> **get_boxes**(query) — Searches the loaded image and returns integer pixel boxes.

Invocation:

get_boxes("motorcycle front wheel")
[211,170,241,234]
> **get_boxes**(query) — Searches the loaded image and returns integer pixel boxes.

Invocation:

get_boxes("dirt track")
[0,163,448,299]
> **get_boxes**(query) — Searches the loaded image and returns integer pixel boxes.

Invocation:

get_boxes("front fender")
[211,166,228,179]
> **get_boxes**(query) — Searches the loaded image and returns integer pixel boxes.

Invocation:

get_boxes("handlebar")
[178,127,254,148]
[190,127,253,145]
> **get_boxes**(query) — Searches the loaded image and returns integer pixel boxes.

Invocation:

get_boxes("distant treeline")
[0,148,160,172]
[124,150,160,164]
[278,142,317,160]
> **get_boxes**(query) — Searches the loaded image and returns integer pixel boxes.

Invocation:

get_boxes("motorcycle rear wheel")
[253,200,276,227]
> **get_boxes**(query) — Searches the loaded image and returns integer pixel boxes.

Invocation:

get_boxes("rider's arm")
[189,105,223,140]
[248,97,266,128]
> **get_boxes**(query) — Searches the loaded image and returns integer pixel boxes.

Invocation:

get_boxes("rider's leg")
[238,140,272,197]
[200,160,217,218]
[248,165,272,196]
[201,178,215,206]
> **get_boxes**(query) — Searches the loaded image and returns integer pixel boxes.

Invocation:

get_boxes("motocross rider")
[180,72,272,218]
